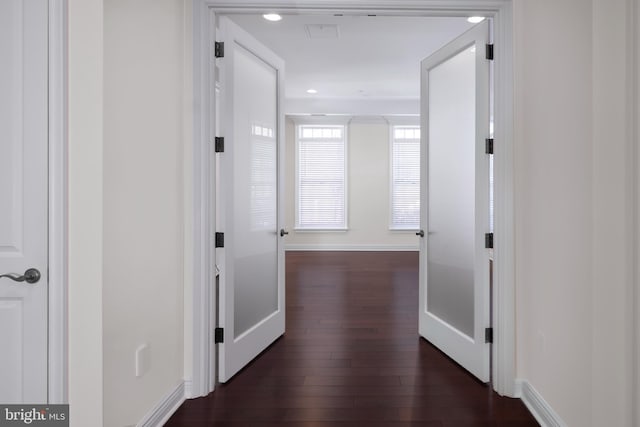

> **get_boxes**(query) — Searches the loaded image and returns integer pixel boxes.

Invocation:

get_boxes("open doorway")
[215,11,492,381]
[224,13,477,250]
[190,0,516,401]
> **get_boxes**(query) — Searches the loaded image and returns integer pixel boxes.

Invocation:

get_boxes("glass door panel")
[418,20,491,382]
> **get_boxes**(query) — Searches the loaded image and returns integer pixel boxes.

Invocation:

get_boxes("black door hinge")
[215,232,224,248]
[215,42,224,58]
[485,327,493,343]
[485,233,494,249]
[485,138,494,155]
[214,327,224,343]
[486,44,494,60]
[215,137,224,153]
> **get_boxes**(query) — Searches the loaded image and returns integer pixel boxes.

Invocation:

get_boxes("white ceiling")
[226,14,475,107]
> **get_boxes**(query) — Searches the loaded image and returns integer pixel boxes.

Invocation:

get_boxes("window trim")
[387,117,421,231]
[294,117,349,231]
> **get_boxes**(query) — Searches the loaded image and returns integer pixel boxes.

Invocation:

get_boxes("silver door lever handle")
[0,268,41,284]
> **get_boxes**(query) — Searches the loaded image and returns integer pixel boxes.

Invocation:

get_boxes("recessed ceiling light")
[306,89,318,94]
[263,13,282,22]
[467,16,485,24]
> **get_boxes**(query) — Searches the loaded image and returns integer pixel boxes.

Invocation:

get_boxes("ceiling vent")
[304,24,340,39]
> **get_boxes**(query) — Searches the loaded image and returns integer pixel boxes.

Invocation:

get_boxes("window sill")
[389,228,420,233]
[294,228,349,233]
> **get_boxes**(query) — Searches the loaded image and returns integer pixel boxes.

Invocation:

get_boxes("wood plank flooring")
[165,251,538,426]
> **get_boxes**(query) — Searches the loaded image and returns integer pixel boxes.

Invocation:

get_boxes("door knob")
[280,229,289,237]
[0,268,41,284]
[416,230,425,237]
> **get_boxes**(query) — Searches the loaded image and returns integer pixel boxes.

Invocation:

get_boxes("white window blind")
[391,126,420,229]
[296,125,346,229]
[250,123,277,231]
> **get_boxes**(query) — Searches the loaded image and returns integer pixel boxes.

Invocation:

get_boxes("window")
[250,123,277,230]
[296,125,347,230]
[390,125,420,229]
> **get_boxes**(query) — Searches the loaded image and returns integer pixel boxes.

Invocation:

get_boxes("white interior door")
[217,16,285,383]
[0,0,49,403]
[418,21,491,382]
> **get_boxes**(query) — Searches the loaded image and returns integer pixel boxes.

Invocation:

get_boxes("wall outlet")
[135,343,150,378]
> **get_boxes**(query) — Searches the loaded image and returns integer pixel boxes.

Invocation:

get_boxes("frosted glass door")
[418,21,491,382]
[218,17,285,383]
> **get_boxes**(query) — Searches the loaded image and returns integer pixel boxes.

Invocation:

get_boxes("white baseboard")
[137,381,185,427]
[285,244,419,251]
[183,380,193,399]
[515,379,567,427]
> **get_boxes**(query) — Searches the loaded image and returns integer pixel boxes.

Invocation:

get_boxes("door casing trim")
[191,0,516,398]
[48,0,68,404]
[630,0,640,424]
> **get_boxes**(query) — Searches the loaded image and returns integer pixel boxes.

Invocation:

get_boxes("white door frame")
[633,0,640,423]
[48,0,68,404]
[191,0,516,398]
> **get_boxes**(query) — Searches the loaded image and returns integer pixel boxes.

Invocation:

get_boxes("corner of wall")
[517,379,568,427]
[136,381,185,427]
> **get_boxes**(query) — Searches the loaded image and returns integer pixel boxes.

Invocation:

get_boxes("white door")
[418,21,491,382]
[216,17,285,383]
[0,0,49,403]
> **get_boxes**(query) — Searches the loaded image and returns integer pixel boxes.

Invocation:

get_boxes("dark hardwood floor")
[165,251,538,426]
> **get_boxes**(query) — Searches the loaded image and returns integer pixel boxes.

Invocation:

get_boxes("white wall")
[285,117,419,250]
[103,1,190,426]
[68,0,104,426]
[591,0,634,423]
[66,1,639,426]
[514,0,635,425]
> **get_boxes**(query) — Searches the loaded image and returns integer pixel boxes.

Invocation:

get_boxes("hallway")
[166,252,538,426]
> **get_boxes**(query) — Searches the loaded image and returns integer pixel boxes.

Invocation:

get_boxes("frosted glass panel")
[427,45,476,338]
[233,43,279,338]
